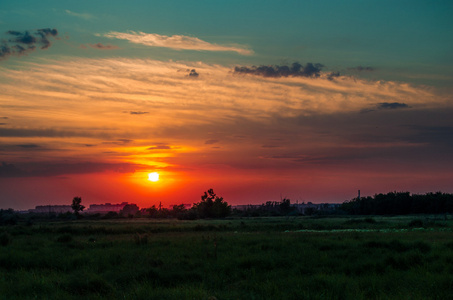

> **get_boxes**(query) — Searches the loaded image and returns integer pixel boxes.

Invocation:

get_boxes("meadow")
[1,215,453,299]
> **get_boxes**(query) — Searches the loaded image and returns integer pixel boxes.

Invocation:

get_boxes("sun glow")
[148,172,159,182]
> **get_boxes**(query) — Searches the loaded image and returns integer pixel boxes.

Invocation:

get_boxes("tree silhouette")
[193,189,231,218]
[71,196,85,217]
[340,191,453,215]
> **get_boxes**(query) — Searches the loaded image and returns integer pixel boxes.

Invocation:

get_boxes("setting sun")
[148,172,160,182]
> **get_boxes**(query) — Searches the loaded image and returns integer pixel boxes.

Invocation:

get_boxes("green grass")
[1,216,453,299]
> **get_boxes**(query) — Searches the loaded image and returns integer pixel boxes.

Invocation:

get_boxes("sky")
[1,1,453,210]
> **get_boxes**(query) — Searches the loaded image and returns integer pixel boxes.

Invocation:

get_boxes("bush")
[178,209,198,220]
[408,219,424,228]
[0,209,18,225]
[57,234,73,243]
[134,233,148,246]
[0,231,11,246]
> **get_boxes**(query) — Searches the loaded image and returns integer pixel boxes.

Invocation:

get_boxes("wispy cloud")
[81,43,119,50]
[0,57,451,182]
[65,10,95,20]
[147,145,171,150]
[103,31,253,55]
[0,161,144,178]
[205,140,219,145]
[348,66,375,72]
[128,111,149,115]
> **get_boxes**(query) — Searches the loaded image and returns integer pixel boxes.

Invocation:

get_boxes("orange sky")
[1,2,453,210]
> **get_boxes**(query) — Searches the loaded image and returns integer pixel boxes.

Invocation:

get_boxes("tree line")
[341,191,453,215]
[69,188,231,220]
[144,189,231,220]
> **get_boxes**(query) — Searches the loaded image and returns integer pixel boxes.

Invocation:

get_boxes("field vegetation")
[1,215,453,299]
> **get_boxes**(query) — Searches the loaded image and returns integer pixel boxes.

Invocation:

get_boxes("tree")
[170,204,187,218]
[193,189,231,218]
[71,196,85,217]
[120,204,139,218]
[279,198,296,215]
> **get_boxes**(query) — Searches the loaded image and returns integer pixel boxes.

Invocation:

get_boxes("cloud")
[0,162,23,177]
[103,31,253,55]
[17,143,40,148]
[102,139,133,145]
[65,10,95,20]
[327,71,341,81]
[188,69,199,77]
[205,140,219,145]
[129,111,149,115]
[147,145,171,150]
[0,28,58,61]
[83,43,119,50]
[348,66,375,72]
[1,57,451,179]
[377,102,409,109]
[0,127,105,138]
[0,161,144,178]
[233,62,324,78]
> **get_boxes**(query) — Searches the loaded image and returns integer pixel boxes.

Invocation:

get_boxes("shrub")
[0,209,17,225]
[57,234,73,243]
[134,233,148,246]
[408,219,424,228]
[0,231,11,246]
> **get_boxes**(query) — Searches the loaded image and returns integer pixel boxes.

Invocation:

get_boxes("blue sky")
[3,1,452,75]
[1,1,453,209]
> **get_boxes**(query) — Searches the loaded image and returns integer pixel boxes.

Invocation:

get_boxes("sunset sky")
[1,1,453,210]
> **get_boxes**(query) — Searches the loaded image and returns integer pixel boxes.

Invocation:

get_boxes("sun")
[148,172,159,182]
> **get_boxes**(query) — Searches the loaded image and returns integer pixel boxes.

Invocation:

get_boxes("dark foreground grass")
[1,216,453,299]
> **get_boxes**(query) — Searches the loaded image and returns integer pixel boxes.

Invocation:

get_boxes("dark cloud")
[327,71,341,81]
[0,117,9,125]
[234,62,324,78]
[0,161,146,178]
[204,139,219,145]
[85,43,119,50]
[188,69,199,77]
[0,127,102,138]
[103,139,133,145]
[0,162,23,177]
[129,111,149,115]
[17,144,40,148]
[147,145,171,150]
[1,28,59,61]
[361,102,410,113]
[404,125,453,148]
[348,66,375,72]
[377,102,409,110]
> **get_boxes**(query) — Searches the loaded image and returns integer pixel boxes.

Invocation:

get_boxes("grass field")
[1,215,453,299]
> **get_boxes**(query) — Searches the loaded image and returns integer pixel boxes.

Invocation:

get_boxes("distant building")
[233,202,341,214]
[29,205,72,214]
[233,204,262,211]
[292,202,341,214]
[86,202,130,214]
